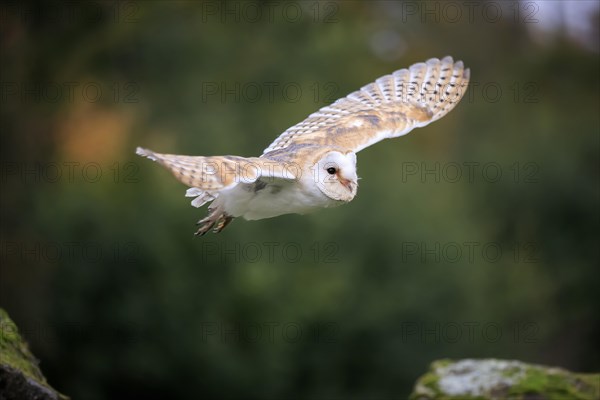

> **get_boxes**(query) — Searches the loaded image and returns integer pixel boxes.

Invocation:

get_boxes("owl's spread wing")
[136,147,297,207]
[262,56,470,155]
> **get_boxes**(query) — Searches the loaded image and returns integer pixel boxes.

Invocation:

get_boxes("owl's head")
[311,150,358,202]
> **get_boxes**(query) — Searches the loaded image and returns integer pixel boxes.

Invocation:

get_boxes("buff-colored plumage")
[137,56,470,235]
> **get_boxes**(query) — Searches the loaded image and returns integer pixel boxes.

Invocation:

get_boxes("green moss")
[410,359,487,400]
[431,359,453,369]
[500,366,523,378]
[0,308,67,400]
[410,371,440,399]
[411,359,600,400]
[0,309,44,381]
[410,361,443,400]
[507,365,600,400]
[409,358,455,400]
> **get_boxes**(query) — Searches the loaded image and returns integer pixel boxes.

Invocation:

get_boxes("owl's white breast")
[217,178,342,221]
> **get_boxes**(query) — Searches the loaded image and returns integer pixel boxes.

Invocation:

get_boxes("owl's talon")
[194,220,213,236]
[194,207,233,235]
[213,216,233,233]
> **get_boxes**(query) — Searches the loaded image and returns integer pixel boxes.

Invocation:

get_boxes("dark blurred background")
[1,1,598,399]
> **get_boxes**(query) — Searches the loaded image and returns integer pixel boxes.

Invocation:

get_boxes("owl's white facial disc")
[312,151,358,202]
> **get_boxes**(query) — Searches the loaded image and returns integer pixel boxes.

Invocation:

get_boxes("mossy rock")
[411,358,600,400]
[0,308,67,400]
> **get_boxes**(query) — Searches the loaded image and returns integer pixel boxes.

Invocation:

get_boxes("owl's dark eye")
[326,167,337,175]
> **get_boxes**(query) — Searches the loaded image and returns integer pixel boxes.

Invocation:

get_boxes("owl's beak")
[338,176,355,192]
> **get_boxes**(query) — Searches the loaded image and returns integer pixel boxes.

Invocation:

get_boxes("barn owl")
[137,56,470,235]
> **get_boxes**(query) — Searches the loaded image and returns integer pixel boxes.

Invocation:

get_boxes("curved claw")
[195,220,216,236]
[213,215,233,233]
[194,207,234,236]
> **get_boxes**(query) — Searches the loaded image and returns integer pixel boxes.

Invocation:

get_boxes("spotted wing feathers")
[262,56,469,155]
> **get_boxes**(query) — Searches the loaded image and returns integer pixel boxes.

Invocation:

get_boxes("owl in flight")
[137,56,470,235]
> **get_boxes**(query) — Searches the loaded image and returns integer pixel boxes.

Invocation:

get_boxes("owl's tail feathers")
[136,146,217,207]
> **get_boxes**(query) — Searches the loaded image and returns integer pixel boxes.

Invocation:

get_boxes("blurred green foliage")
[1,1,598,399]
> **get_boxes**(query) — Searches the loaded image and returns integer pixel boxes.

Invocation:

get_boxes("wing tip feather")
[136,147,158,161]
[441,55,454,63]
[463,67,471,80]
[410,62,427,71]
